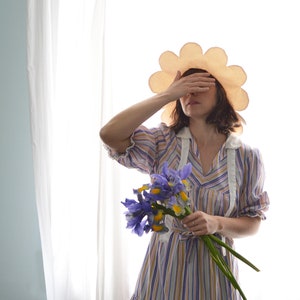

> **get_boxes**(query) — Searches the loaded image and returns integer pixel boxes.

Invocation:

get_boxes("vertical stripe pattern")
[106,124,269,300]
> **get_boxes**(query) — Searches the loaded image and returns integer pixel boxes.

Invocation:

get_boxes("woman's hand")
[182,210,219,236]
[182,211,261,238]
[164,71,216,101]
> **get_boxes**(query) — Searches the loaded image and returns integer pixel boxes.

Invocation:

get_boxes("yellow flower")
[137,184,149,193]
[152,224,164,232]
[172,204,184,216]
[151,188,161,194]
[153,210,164,222]
[179,190,188,201]
[182,179,188,186]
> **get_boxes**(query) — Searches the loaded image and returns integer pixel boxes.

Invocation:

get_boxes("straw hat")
[148,42,249,125]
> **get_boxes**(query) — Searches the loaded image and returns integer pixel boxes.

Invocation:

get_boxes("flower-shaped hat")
[148,42,249,125]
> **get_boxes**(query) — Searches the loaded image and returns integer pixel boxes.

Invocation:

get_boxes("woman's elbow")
[99,124,117,146]
[246,216,261,236]
[99,125,110,144]
[99,125,130,153]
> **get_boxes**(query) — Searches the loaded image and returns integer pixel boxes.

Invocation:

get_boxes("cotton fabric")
[106,123,269,300]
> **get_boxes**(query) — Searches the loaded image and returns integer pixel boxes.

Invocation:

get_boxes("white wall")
[0,1,47,299]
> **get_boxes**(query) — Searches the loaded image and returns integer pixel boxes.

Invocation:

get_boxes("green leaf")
[208,234,260,272]
[202,236,247,300]
[152,202,257,299]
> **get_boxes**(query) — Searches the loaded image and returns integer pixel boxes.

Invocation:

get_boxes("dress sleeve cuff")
[103,133,136,160]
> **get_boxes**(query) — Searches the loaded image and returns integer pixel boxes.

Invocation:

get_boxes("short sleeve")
[238,148,270,220]
[104,124,172,174]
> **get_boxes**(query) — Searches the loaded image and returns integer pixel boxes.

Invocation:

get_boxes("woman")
[100,43,269,300]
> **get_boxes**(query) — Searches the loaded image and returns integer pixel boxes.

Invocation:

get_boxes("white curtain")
[28,0,300,299]
[27,0,134,299]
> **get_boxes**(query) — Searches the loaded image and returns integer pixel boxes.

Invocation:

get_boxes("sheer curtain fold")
[27,1,58,299]
[27,1,130,299]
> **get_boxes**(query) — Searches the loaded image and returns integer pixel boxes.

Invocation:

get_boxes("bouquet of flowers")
[122,162,259,300]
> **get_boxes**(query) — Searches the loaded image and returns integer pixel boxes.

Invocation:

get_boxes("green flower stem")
[208,234,260,272]
[202,235,247,300]
[152,202,257,300]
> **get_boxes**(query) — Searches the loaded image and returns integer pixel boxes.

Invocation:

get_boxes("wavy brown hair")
[169,68,243,135]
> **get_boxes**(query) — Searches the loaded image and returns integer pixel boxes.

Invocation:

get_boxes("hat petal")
[159,51,180,73]
[179,43,206,72]
[180,42,203,57]
[204,47,228,67]
[149,71,174,93]
[226,88,249,111]
[226,65,247,86]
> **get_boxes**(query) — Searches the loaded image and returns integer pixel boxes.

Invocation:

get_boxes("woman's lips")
[188,101,200,106]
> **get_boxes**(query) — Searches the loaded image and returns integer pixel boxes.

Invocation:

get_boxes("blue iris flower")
[122,162,192,236]
[150,162,192,205]
[122,197,154,236]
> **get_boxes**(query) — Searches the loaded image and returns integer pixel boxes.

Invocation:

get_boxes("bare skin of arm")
[182,211,261,239]
[99,72,215,153]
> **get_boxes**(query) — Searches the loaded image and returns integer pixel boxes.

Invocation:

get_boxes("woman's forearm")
[99,92,172,152]
[215,215,261,239]
[99,71,216,153]
[182,212,261,239]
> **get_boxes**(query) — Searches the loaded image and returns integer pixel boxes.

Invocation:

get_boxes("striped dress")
[107,123,269,300]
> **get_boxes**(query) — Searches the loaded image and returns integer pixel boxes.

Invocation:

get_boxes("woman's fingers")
[166,72,215,100]
[182,211,217,236]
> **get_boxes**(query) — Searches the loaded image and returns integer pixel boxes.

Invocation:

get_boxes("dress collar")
[176,126,242,150]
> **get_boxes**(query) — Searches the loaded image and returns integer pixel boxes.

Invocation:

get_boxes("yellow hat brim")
[148,42,249,124]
